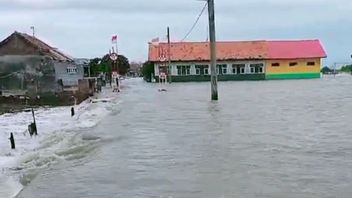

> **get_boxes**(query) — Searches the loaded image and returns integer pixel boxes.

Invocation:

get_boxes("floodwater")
[15,76,352,198]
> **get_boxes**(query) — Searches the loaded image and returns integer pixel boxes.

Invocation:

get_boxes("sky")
[0,0,352,66]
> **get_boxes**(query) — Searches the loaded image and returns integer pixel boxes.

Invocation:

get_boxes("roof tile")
[148,40,326,62]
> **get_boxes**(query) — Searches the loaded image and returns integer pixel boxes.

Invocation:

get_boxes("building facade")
[148,40,326,82]
[0,31,84,95]
[54,62,85,91]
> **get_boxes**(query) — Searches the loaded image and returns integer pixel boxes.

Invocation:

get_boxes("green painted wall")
[265,72,321,80]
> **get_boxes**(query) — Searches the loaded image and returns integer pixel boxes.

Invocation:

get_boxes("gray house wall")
[0,55,57,94]
[54,62,84,87]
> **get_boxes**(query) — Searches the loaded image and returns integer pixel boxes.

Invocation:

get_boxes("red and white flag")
[112,35,118,43]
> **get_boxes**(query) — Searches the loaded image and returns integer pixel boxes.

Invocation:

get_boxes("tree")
[321,66,333,74]
[88,54,130,76]
[100,54,112,74]
[101,54,130,75]
[141,61,154,82]
[340,65,352,73]
[117,55,130,75]
[89,58,101,77]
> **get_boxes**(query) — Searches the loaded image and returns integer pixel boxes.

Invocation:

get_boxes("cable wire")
[181,2,208,42]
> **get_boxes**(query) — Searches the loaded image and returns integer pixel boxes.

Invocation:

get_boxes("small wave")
[82,134,101,141]
[0,88,122,197]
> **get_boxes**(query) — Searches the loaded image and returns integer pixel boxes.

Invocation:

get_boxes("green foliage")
[117,55,130,75]
[141,61,154,82]
[88,54,130,76]
[321,66,333,74]
[89,58,102,77]
[340,65,352,73]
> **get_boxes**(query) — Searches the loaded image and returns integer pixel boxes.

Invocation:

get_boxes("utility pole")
[167,27,172,83]
[208,0,218,100]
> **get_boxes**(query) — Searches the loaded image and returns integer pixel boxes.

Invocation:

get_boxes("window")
[222,65,227,74]
[196,67,201,75]
[204,67,209,75]
[240,67,245,74]
[250,67,255,73]
[159,66,167,74]
[289,62,298,67]
[177,66,182,75]
[67,67,78,74]
[232,66,237,74]
[250,63,264,74]
[272,63,280,67]
[176,65,191,76]
[232,64,245,74]
[216,64,227,75]
[307,62,316,66]
[195,65,209,75]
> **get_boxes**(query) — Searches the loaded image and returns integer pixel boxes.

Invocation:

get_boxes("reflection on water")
[18,77,352,198]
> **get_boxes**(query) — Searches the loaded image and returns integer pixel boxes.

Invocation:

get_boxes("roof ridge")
[266,39,320,42]
[156,40,320,45]
[11,31,73,61]
[19,32,55,49]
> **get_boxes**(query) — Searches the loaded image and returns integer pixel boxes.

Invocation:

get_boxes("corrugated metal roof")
[148,40,326,62]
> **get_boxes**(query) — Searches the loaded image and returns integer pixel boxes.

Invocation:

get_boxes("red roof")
[267,40,326,59]
[148,40,326,62]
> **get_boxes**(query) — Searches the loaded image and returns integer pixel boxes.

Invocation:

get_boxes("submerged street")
[10,76,352,198]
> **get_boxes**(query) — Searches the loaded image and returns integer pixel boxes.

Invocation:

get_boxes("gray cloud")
[0,0,351,65]
[0,0,202,14]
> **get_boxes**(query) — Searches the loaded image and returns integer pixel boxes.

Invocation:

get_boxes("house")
[0,31,84,95]
[128,61,142,77]
[148,40,327,82]
[74,58,91,77]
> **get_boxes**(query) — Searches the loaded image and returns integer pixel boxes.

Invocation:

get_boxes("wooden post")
[71,107,75,117]
[9,133,15,149]
[208,0,218,100]
[31,108,38,136]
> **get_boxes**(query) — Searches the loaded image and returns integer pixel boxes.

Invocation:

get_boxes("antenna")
[30,26,35,37]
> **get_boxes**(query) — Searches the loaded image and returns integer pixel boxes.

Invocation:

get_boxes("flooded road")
[17,76,352,198]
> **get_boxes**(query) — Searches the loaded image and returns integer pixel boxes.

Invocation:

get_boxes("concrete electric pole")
[207,0,218,100]
[167,27,172,83]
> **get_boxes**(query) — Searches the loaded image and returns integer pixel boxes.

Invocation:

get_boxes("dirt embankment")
[0,92,91,115]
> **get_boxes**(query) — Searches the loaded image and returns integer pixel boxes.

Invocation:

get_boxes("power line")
[181,2,208,42]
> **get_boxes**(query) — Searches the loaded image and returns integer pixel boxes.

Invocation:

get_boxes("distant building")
[148,40,327,82]
[128,61,142,77]
[74,58,91,77]
[0,31,84,94]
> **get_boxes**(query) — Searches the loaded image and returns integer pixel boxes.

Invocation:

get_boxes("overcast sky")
[1,0,352,66]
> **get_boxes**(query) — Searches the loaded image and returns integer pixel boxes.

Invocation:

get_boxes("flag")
[112,35,118,43]
[151,37,160,45]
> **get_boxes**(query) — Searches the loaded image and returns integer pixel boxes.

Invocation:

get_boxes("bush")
[141,61,154,82]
